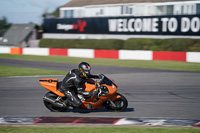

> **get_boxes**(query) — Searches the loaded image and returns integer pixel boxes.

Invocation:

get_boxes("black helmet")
[78,62,91,77]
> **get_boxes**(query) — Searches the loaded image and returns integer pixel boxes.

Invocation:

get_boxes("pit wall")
[0,47,199,63]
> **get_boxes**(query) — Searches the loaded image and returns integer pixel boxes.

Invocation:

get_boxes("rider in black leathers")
[61,62,101,108]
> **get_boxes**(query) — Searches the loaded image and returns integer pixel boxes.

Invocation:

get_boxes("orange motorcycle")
[39,74,128,112]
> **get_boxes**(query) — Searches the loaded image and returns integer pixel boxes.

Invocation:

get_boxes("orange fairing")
[82,83,96,92]
[80,82,119,109]
[103,84,117,95]
[39,79,65,97]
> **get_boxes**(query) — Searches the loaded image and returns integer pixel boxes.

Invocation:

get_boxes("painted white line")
[0,118,6,124]
[114,118,141,125]
[144,119,166,126]
[114,118,199,126]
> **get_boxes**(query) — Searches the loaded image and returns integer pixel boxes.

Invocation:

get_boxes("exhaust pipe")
[43,96,65,108]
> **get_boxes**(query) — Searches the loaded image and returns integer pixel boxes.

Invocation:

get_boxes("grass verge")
[0,126,199,133]
[0,54,200,71]
[0,65,66,77]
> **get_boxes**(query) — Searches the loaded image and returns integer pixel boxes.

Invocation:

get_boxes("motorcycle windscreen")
[101,76,118,88]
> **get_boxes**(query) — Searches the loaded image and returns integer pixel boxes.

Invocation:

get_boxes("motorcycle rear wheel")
[43,92,68,112]
[104,93,128,112]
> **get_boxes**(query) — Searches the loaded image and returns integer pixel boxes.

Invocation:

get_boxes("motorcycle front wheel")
[43,92,68,112]
[104,93,128,112]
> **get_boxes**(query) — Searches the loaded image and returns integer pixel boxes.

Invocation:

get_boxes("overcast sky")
[0,0,71,25]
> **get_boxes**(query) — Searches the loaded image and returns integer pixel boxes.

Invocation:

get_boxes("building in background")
[60,0,200,18]
[0,24,41,47]
[43,0,200,40]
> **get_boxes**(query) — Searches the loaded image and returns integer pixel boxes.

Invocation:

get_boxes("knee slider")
[71,101,82,108]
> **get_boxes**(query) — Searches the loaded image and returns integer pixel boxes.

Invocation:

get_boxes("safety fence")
[0,47,200,63]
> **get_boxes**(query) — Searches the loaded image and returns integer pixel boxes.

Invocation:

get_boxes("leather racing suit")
[61,69,100,108]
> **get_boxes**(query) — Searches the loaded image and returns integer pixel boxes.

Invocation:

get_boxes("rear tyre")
[43,92,68,112]
[104,93,128,112]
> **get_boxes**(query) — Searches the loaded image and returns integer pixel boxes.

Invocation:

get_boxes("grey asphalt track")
[0,58,181,73]
[0,59,200,119]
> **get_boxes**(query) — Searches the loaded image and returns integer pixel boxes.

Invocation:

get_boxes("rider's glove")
[98,74,104,79]
[95,82,100,88]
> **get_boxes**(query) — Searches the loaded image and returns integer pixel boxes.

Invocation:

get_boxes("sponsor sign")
[57,20,87,32]
[43,15,200,36]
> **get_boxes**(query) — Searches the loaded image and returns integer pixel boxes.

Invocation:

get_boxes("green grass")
[0,65,66,77]
[0,54,200,72]
[0,126,199,133]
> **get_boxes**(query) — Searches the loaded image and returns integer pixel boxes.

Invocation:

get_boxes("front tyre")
[104,93,128,112]
[43,92,67,112]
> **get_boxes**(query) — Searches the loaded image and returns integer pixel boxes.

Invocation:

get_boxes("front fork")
[103,93,122,108]
[110,93,121,101]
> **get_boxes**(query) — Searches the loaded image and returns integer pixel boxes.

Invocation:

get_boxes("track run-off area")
[0,59,200,126]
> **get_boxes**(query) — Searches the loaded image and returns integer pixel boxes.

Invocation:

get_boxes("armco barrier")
[153,51,186,62]
[23,48,49,56]
[10,48,22,54]
[0,47,10,54]
[186,52,200,63]
[119,50,153,60]
[68,49,94,58]
[50,48,68,56]
[0,47,200,63]
[95,50,118,59]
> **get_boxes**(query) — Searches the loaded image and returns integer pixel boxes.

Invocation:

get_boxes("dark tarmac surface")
[0,59,200,119]
[0,58,187,74]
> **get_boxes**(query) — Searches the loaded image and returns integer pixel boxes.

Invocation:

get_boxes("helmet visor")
[82,65,91,70]
[82,65,91,75]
